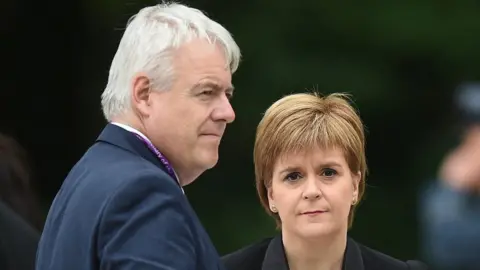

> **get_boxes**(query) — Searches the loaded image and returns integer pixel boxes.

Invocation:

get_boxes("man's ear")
[131,73,151,116]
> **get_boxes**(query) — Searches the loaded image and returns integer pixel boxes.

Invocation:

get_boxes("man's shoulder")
[221,237,272,270]
[82,139,150,171]
[75,141,175,187]
[356,241,428,269]
[61,142,182,212]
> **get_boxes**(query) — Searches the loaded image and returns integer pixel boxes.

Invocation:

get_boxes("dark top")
[35,124,225,270]
[419,180,480,269]
[222,235,428,270]
[0,200,39,270]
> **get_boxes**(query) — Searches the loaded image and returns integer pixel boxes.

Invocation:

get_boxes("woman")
[0,133,42,270]
[0,133,44,230]
[222,93,427,270]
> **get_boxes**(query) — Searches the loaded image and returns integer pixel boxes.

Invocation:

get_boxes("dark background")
[2,0,480,261]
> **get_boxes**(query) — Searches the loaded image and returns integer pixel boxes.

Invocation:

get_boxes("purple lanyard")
[133,134,178,181]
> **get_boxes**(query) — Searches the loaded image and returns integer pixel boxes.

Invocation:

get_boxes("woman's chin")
[296,222,340,239]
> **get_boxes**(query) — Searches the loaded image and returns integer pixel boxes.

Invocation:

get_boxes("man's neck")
[111,116,146,136]
[110,117,189,186]
[111,122,150,142]
[282,229,346,270]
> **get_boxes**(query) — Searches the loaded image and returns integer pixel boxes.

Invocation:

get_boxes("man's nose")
[212,95,235,123]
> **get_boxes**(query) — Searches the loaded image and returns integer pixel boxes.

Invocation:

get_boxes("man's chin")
[204,157,219,169]
[196,150,219,170]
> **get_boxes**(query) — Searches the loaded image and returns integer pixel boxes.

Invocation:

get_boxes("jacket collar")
[261,236,289,270]
[95,123,180,188]
[261,235,364,270]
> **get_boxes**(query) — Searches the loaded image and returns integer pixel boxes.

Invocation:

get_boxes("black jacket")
[0,201,39,270]
[222,235,428,270]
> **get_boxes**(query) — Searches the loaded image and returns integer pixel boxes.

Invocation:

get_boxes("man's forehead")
[175,39,227,62]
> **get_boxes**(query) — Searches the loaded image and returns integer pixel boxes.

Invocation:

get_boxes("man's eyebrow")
[192,81,234,93]
[226,85,234,95]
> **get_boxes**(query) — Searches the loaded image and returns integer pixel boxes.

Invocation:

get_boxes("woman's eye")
[284,172,302,182]
[322,168,337,178]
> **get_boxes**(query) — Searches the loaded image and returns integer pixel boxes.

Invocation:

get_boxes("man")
[419,83,480,270]
[36,2,241,270]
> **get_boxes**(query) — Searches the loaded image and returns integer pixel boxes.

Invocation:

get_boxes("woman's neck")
[282,230,347,270]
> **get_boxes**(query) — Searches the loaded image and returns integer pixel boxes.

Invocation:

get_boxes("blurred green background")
[3,0,480,262]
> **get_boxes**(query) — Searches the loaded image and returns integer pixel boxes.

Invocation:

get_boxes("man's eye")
[201,90,214,96]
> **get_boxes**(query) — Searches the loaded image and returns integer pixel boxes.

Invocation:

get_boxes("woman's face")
[268,146,360,239]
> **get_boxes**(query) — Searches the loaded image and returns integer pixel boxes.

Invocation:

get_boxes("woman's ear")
[352,171,361,203]
[267,187,277,212]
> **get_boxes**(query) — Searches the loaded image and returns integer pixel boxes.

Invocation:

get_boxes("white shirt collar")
[112,122,150,142]
[111,122,183,191]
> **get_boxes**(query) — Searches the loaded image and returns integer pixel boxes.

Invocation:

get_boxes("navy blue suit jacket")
[36,124,225,270]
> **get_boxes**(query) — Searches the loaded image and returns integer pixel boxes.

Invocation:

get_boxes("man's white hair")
[101,2,241,121]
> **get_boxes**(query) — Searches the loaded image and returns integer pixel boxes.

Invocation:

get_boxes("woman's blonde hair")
[254,92,367,228]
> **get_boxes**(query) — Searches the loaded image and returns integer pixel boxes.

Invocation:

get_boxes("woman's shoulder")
[352,239,428,270]
[221,237,273,270]
[221,236,428,270]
